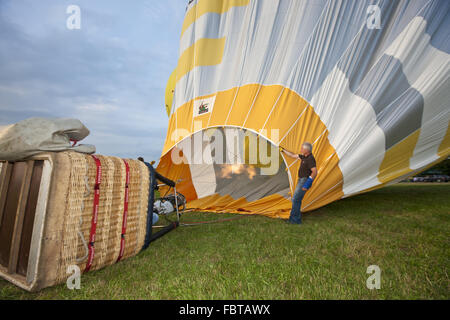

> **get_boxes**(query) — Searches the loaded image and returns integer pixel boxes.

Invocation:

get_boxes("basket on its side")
[0,152,149,291]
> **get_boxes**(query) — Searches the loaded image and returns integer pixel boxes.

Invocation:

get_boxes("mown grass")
[0,184,448,299]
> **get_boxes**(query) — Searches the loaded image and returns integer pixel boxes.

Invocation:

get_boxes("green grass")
[1,184,449,299]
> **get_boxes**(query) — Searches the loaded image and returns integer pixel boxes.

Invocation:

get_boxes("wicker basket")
[0,152,149,291]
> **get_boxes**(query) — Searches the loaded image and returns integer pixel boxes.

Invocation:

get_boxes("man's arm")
[310,167,317,179]
[280,147,299,159]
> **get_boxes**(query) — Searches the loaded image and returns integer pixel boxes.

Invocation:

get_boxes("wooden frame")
[0,155,53,291]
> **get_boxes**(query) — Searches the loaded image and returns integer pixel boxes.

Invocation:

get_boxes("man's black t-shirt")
[298,153,316,178]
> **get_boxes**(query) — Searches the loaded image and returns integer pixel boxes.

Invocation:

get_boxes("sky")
[0,0,186,162]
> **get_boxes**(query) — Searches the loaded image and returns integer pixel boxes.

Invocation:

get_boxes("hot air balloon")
[158,0,450,218]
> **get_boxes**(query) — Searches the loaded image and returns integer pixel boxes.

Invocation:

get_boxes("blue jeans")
[152,212,159,225]
[289,177,307,224]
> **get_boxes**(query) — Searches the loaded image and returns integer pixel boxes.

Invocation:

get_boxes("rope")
[84,155,102,273]
[180,215,249,227]
[69,139,78,147]
[75,172,90,263]
[116,159,130,262]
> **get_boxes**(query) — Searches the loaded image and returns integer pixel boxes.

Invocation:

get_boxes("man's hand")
[280,147,299,159]
[302,176,314,191]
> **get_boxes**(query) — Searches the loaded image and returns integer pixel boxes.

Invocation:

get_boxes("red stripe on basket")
[117,159,130,262]
[85,155,102,273]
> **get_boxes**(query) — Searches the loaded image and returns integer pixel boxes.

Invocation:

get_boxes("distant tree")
[420,157,450,176]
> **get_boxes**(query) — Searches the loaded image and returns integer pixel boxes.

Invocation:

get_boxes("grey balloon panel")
[378,89,424,149]
[335,0,416,92]
[330,1,433,151]
[419,0,450,54]
[290,0,375,101]
[335,0,447,151]
[352,55,424,149]
[292,0,444,152]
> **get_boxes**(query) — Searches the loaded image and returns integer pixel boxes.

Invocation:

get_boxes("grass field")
[0,184,449,299]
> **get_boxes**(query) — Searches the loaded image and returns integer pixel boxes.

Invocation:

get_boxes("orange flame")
[220,164,256,179]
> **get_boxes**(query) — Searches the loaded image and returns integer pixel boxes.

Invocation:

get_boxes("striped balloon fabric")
[158,0,450,217]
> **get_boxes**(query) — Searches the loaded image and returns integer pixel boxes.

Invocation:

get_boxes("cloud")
[0,0,185,162]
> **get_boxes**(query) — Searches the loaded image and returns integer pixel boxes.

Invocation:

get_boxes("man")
[281,142,317,224]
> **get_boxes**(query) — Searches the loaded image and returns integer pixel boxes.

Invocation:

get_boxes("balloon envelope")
[158,0,450,217]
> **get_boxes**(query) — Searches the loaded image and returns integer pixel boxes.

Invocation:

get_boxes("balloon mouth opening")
[160,127,291,202]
